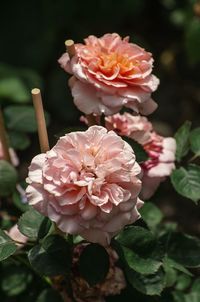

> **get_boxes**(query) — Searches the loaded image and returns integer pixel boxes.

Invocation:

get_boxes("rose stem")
[86,114,97,126]
[0,108,11,162]
[65,39,76,59]
[31,88,50,153]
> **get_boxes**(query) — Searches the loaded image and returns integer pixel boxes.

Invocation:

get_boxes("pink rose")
[105,113,153,145]
[103,113,176,199]
[26,126,143,246]
[141,133,176,199]
[58,33,159,115]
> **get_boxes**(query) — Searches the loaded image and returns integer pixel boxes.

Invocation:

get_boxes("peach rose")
[26,126,143,246]
[58,33,159,116]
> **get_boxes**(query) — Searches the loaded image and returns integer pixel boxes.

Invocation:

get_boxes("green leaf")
[189,127,200,155]
[28,234,71,276]
[4,105,50,133]
[163,258,177,288]
[115,226,159,257]
[0,160,18,197]
[0,77,30,103]
[192,278,200,292]
[79,243,110,286]
[36,289,63,302]
[175,274,191,291]
[1,265,32,296]
[126,267,165,296]
[37,217,52,240]
[163,257,193,276]
[140,202,163,230]
[171,164,200,203]
[174,121,191,162]
[122,137,148,162]
[8,130,30,150]
[18,208,51,240]
[173,291,186,302]
[0,230,17,261]
[122,246,161,275]
[167,233,200,267]
[12,188,29,212]
[185,293,200,302]
[185,18,200,65]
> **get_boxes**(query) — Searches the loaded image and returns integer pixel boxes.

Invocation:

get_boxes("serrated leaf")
[1,264,32,296]
[175,274,191,291]
[167,233,200,268]
[164,257,193,276]
[126,267,165,296]
[0,160,18,197]
[0,77,30,103]
[8,130,30,150]
[174,121,191,162]
[140,202,163,230]
[28,235,71,276]
[115,226,159,257]
[122,246,161,275]
[122,136,148,162]
[18,208,51,240]
[79,244,110,286]
[0,230,17,261]
[189,127,200,155]
[163,259,177,288]
[4,105,50,133]
[171,164,200,203]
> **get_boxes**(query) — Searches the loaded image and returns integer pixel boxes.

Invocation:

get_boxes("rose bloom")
[104,113,176,199]
[105,112,153,145]
[58,33,159,116]
[26,126,143,246]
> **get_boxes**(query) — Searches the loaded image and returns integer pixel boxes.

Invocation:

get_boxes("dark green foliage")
[79,243,110,286]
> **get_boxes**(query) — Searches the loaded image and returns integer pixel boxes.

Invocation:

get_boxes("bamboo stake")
[65,39,76,59]
[31,88,50,153]
[0,108,11,162]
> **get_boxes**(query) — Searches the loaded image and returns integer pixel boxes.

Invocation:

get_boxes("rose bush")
[59,33,159,115]
[26,126,143,245]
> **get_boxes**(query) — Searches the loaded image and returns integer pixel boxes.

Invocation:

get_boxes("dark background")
[1,0,200,234]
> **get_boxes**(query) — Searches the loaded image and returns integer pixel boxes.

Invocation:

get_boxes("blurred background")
[1,0,200,234]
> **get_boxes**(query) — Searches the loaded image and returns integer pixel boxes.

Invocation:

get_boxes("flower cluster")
[59,33,159,116]
[26,32,176,246]
[26,126,143,246]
